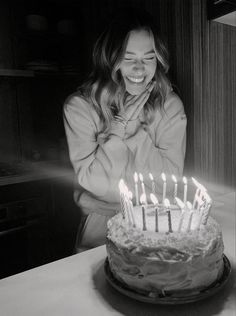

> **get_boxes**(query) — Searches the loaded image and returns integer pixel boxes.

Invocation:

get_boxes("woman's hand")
[118,81,155,122]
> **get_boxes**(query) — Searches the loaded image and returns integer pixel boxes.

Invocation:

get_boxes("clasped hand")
[118,81,155,122]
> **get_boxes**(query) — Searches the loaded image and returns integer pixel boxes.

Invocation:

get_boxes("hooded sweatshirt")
[63,89,187,216]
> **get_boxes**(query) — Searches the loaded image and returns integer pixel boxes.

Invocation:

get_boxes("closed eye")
[144,56,156,61]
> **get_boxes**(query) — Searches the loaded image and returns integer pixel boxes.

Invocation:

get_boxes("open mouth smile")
[126,76,145,84]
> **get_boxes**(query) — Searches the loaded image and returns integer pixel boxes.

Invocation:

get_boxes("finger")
[126,88,149,107]
[124,81,155,105]
[130,81,155,104]
[133,89,151,108]
[118,93,125,112]
[131,92,150,119]
[124,89,150,120]
[122,81,155,120]
[125,93,140,104]
[128,92,150,121]
[131,81,155,109]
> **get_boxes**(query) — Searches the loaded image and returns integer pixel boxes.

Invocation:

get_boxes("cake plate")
[104,255,231,305]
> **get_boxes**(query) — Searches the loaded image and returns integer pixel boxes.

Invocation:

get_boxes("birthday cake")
[106,175,224,295]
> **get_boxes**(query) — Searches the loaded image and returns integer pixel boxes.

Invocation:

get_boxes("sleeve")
[63,95,128,197]
[126,93,187,178]
[155,94,186,177]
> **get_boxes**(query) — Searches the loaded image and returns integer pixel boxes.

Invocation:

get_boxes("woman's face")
[119,29,157,96]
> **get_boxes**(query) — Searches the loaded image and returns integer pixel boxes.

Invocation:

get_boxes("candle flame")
[128,191,133,200]
[139,173,144,182]
[172,174,177,183]
[118,179,125,192]
[134,172,138,183]
[140,193,147,205]
[119,179,130,197]
[150,193,158,205]
[175,197,185,209]
[123,184,129,196]
[149,173,154,181]
[186,201,193,210]
[161,172,166,182]
[164,198,170,208]
[192,177,207,192]
[199,183,207,192]
[191,177,198,186]
[183,176,187,184]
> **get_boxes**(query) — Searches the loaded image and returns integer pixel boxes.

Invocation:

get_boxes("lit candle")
[164,198,172,233]
[161,173,166,204]
[175,197,185,210]
[125,196,132,224]
[196,205,204,230]
[134,172,139,206]
[175,197,186,232]
[150,193,159,232]
[192,177,207,210]
[199,187,207,210]
[122,182,133,224]
[149,173,156,195]
[140,193,147,231]
[196,190,211,229]
[192,188,200,209]
[128,191,136,227]
[172,175,178,203]
[192,177,207,192]
[201,192,212,225]
[118,179,126,219]
[139,173,146,198]
[183,176,188,204]
[197,195,204,212]
[150,193,158,206]
[186,201,194,232]
[201,203,212,225]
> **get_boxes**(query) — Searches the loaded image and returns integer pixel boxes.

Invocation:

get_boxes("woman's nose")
[133,60,145,72]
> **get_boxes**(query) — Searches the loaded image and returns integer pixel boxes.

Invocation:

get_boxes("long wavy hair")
[78,8,171,132]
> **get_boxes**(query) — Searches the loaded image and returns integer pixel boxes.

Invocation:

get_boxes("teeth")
[127,76,144,83]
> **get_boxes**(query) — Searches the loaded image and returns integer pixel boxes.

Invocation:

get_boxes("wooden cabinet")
[0,180,52,278]
[0,0,83,164]
[0,170,80,279]
[0,0,83,278]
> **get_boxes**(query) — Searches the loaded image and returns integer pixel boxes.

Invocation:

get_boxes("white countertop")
[0,189,235,316]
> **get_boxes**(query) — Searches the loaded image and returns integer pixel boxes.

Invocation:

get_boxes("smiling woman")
[63,7,187,252]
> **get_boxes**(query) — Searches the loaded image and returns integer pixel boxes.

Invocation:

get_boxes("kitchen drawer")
[0,197,47,224]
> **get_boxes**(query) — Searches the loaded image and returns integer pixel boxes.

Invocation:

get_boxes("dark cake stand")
[104,255,231,304]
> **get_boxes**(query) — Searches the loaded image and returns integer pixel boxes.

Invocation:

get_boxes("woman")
[63,8,187,252]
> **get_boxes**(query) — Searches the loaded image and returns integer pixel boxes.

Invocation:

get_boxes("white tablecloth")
[0,189,235,316]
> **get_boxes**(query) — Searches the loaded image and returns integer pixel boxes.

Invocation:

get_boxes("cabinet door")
[0,2,20,163]
[0,80,20,163]
[0,181,52,278]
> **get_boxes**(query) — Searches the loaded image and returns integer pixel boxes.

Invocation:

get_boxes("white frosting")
[106,206,224,293]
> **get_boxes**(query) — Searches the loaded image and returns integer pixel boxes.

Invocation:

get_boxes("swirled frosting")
[106,207,224,293]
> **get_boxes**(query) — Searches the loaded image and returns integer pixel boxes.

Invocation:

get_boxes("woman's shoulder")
[163,88,185,116]
[63,91,100,128]
[63,91,98,124]
[64,91,91,112]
